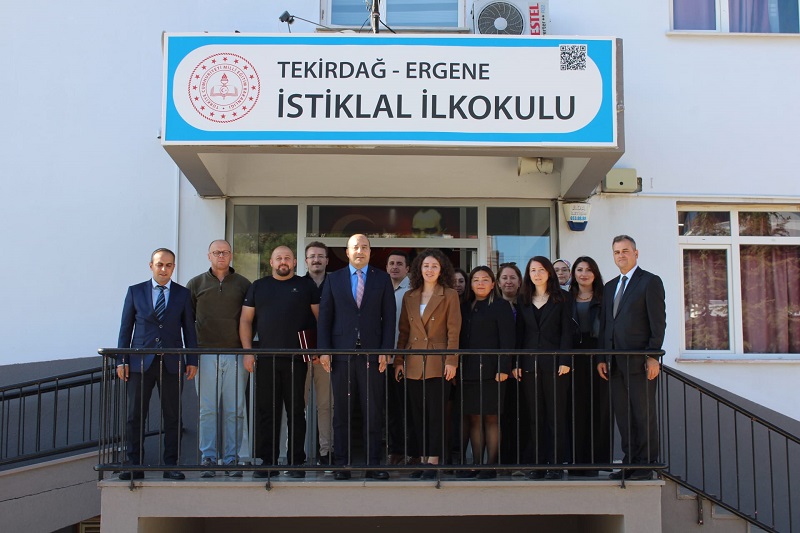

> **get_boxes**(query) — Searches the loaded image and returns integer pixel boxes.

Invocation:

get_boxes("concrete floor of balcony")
[100,470,664,533]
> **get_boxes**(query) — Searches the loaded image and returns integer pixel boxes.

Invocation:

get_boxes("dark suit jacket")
[516,290,575,371]
[317,265,396,364]
[459,298,515,379]
[395,285,461,379]
[599,267,666,374]
[116,280,199,373]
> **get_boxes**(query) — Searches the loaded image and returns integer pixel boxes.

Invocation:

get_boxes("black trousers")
[331,355,385,465]
[500,379,530,464]
[610,357,659,465]
[571,353,611,465]
[255,357,307,466]
[387,370,420,457]
[520,365,570,466]
[407,378,447,458]
[125,357,181,466]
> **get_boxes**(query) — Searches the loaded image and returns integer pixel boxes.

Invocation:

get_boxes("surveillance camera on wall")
[602,168,641,193]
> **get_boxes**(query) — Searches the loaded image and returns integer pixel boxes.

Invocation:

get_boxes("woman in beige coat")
[395,249,462,478]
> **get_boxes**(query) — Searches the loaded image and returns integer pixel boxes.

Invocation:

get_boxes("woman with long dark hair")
[496,262,527,465]
[457,266,516,478]
[395,249,461,478]
[514,256,574,480]
[568,256,610,475]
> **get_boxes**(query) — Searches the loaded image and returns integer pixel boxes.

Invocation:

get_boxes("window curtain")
[684,249,730,350]
[729,0,772,32]
[740,245,800,353]
[674,0,716,29]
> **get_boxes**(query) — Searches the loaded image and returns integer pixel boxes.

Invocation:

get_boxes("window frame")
[678,205,800,361]
[322,0,469,31]
[680,243,735,355]
[227,197,555,276]
[670,0,800,34]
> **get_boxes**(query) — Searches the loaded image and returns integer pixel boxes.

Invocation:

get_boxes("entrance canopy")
[161,33,624,200]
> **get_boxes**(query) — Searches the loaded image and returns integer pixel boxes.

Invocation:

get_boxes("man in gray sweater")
[186,239,251,477]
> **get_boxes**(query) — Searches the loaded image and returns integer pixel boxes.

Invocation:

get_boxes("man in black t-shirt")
[240,246,320,478]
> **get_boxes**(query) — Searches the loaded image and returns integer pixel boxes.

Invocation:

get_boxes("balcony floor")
[100,470,664,533]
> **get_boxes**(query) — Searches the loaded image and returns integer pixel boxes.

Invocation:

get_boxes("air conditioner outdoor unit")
[471,0,549,35]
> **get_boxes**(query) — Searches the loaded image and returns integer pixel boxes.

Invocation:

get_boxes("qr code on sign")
[560,44,587,71]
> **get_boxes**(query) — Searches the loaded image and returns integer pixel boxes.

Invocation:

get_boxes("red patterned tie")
[356,269,364,308]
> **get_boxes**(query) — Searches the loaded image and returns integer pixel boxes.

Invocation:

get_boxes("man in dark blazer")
[116,248,198,480]
[597,235,666,481]
[318,234,396,480]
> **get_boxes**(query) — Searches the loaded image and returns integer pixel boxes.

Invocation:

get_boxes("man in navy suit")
[597,235,666,481]
[318,234,396,480]
[116,248,198,480]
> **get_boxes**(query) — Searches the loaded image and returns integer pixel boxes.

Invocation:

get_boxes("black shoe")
[118,471,144,480]
[421,469,437,480]
[317,454,331,466]
[524,470,545,480]
[456,469,477,479]
[476,470,497,480]
[288,470,306,479]
[253,470,280,479]
[544,470,563,480]
[409,470,423,479]
[608,470,624,480]
[334,470,351,480]
[627,469,654,481]
[366,470,390,480]
[163,470,185,480]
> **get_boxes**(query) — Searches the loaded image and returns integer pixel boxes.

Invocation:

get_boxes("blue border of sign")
[163,34,615,146]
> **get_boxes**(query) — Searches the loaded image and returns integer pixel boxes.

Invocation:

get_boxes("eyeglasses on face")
[210,250,232,257]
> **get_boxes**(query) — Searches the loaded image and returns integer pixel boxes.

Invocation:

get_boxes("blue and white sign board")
[162,33,618,147]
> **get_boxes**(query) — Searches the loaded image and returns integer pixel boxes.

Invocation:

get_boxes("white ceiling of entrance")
[173,151,622,200]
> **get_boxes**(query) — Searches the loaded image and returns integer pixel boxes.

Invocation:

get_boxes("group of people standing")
[115,232,665,483]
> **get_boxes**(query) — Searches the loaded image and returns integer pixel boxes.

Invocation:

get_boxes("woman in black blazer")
[457,266,516,478]
[568,256,610,475]
[514,256,574,480]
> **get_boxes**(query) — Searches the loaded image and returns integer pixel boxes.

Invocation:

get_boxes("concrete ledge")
[100,477,664,532]
[0,452,100,532]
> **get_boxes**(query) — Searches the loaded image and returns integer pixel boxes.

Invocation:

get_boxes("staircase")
[660,366,800,533]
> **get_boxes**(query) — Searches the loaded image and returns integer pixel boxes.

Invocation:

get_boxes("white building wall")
[2,0,798,420]
[0,1,308,362]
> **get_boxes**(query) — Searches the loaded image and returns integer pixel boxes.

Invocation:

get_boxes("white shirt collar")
[151,279,172,290]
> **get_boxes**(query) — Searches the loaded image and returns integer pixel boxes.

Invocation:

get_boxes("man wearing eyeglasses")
[303,241,334,466]
[186,239,251,477]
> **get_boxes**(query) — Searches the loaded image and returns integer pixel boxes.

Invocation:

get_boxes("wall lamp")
[279,11,333,32]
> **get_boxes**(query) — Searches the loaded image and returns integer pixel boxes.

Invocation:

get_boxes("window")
[487,207,551,270]
[233,205,298,281]
[679,208,800,357]
[673,0,799,33]
[306,205,477,239]
[327,0,465,29]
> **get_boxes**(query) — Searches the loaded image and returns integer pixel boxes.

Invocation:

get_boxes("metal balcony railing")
[0,366,105,466]
[96,348,666,488]
[661,366,800,533]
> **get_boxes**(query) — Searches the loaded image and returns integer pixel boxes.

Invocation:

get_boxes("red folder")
[298,329,317,363]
